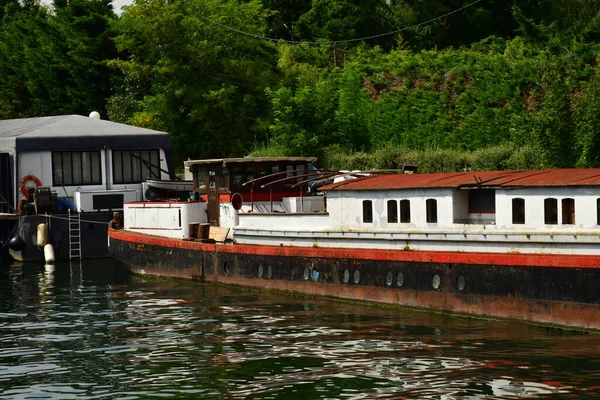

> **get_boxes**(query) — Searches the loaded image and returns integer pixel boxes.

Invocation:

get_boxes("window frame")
[400,199,411,223]
[468,189,496,214]
[112,149,161,184]
[387,200,398,223]
[52,150,102,186]
[363,200,373,223]
[426,198,438,223]
[561,198,575,225]
[512,198,525,224]
[544,198,558,225]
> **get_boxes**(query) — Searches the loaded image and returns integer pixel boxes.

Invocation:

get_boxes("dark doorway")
[207,168,220,226]
[0,153,15,256]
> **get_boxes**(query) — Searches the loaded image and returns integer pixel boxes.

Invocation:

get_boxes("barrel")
[188,223,199,239]
[199,223,210,240]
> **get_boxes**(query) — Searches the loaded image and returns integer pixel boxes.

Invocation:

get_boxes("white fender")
[37,223,48,248]
[44,244,55,264]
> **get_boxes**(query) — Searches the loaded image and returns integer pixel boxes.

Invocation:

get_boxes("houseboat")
[108,158,600,331]
[0,114,175,262]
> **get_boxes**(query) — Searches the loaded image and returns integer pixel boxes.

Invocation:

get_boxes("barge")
[109,157,600,330]
[0,114,175,262]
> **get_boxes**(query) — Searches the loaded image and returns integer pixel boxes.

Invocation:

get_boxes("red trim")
[109,229,600,269]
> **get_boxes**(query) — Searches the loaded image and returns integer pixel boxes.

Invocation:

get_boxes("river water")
[1,259,600,399]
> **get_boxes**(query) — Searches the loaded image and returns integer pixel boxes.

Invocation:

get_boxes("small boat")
[143,179,194,201]
[109,157,600,331]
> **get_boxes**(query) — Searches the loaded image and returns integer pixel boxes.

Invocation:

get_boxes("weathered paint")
[322,168,600,191]
[109,229,600,330]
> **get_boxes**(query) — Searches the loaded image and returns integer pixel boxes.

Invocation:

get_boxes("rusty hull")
[109,229,600,331]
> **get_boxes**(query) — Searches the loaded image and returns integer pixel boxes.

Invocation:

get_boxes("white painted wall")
[495,187,600,229]
[237,212,332,231]
[75,189,140,212]
[124,201,207,238]
[452,189,469,223]
[327,188,455,230]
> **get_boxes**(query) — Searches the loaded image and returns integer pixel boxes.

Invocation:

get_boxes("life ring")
[20,174,41,195]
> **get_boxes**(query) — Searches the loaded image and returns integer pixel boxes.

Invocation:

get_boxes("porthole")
[311,268,320,281]
[457,275,466,291]
[303,267,310,280]
[397,272,404,287]
[258,264,264,278]
[432,274,441,290]
[266,265,273,279]
[223,262,230,275]
[353,269,360,284]
[343,269,350,283]
[385,271,393,287]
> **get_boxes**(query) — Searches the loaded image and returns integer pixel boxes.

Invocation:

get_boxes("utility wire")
[201,0,483,46]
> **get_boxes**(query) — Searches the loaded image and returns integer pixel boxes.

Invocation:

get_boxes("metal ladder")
[68,210,82,260]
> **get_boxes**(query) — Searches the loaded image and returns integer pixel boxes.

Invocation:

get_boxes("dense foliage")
[2,0,600,170]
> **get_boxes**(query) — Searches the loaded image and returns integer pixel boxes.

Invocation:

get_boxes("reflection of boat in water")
[109,157,600,331]
[0,114,175,262]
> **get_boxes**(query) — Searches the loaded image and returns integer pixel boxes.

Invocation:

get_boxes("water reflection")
[0,259,599,398]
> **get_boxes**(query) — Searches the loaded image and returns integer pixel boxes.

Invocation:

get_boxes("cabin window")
[426,199,438,223]
[208,171,216,189]
[232,166,254,187]
[562,198,575,225]
[363,200,373,223]
[512,198,525,224]
[296,164,304,183]
[597,199,600,225]
[194,166,207,191]
[544,198,558,225]
[219,167,229,189]
[387,200,398,223]
[468,189,496,213]
[52,151,101,186]
[113,149,161,184]
[400,199,411,223]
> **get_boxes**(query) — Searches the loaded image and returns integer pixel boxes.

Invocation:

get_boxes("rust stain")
[321,168,600,191]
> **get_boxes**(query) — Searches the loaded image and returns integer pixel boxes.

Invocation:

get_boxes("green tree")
[110,0,279,162]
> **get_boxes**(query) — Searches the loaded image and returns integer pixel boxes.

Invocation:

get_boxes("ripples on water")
[1,259,600,399]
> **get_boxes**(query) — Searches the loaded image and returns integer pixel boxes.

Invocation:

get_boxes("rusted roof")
[187,157,317,167]
[321,169,600,191]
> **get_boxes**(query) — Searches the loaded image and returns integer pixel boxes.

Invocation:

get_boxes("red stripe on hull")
[109,229,600,269]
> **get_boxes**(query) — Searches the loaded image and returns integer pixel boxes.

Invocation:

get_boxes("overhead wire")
[200,0,484,46]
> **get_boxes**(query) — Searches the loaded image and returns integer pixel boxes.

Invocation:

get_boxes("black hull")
[109,229,600,331]
[11,212,113,262]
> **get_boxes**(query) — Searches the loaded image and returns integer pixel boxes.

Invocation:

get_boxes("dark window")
[92,194,124,210]
[387,200,398,223]
[52,151,102,186]
[426,199,437,223]
[597,199,600,225]
[219,167,229,189]
[363,200,373,223]
[562,198,575,224]
[113,149,161,184]
[468,189,496,213]
[512,198,525,224]
[400,199,411,223]
[208,171,216,189]
[544,198,558,225]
